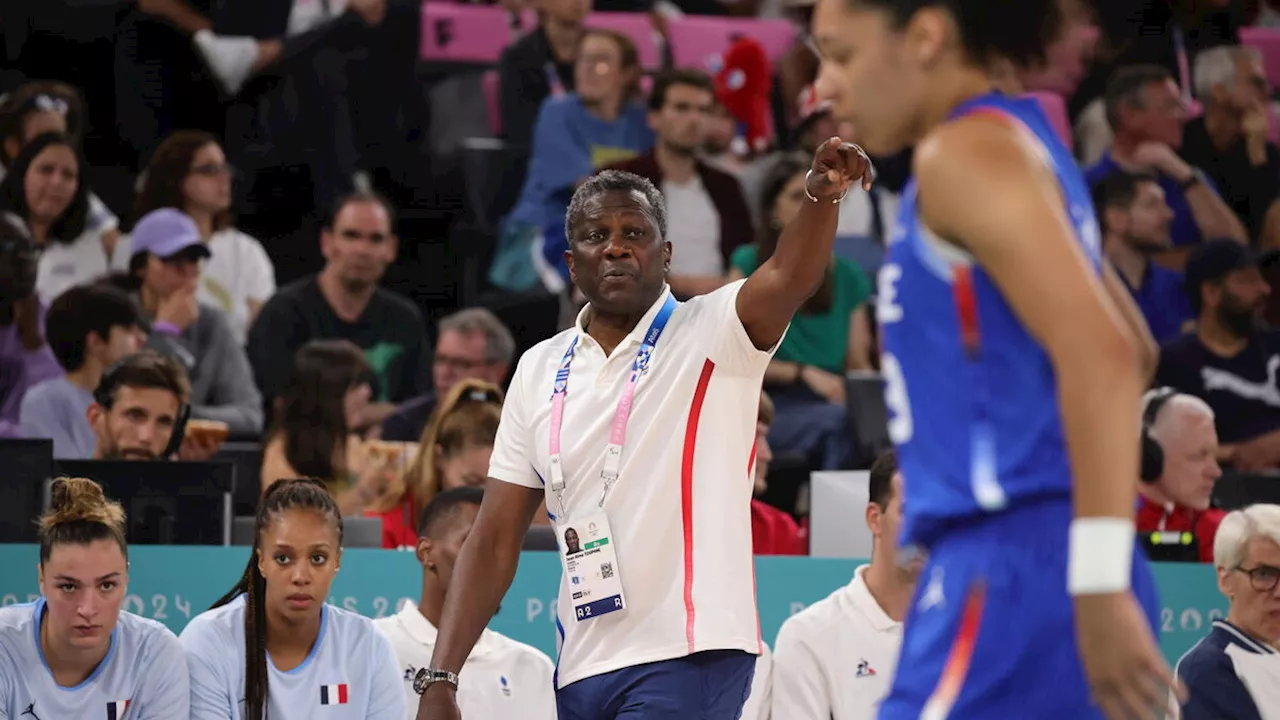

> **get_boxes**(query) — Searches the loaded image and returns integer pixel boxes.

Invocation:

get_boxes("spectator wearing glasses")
[20,285,146,458]
[116,130,275,346]
[0,218,60,438]
[1174,504,1280,719]
[383,308,514,443]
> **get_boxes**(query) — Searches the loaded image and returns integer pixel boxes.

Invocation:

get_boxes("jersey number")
[876,263,913,444]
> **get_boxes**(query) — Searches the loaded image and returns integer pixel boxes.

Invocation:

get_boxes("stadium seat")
[481,70,501,136]
[421,3,513,64]
[1241,27,1280,90]
[586,12,663,71]
[667,17,796,71]
[1022,91,1073,151]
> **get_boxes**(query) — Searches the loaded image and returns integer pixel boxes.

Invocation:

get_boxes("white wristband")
[1067,517,1135,596]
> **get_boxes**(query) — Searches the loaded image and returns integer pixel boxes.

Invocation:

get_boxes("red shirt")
[751,499,805,555]
[1135,496,1226,563]
[370,499,418,550]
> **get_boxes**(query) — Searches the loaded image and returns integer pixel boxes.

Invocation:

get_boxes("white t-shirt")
[179,595,405,720]
[113,227,275,346]
[287,0,349,36]
[662,176,724,278]
[0,599,189,719]
[489,280,778,688]
[770,565,903,720]
[373,603,556,720]
[3,209,117,306]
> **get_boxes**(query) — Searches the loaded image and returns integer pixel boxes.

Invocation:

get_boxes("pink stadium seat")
[421,4,512,64]
[482,70,501,135]
[1022,91,1073,151]
[586,12,662,71]
[667,17,796,72]
[1241,27,1280,89]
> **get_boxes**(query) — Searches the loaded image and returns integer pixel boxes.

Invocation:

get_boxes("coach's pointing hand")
[1077,592,1184,720]
[807,137,875,203]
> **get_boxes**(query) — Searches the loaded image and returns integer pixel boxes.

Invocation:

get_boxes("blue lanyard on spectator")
[545,62,566,98]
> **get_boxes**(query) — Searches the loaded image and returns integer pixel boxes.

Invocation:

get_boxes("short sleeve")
[365,624,408,720]
[136,629,190,720]
[691,279,782,376]
[487,352,544,489]
[729,244,758,277]
[179,618,235,720]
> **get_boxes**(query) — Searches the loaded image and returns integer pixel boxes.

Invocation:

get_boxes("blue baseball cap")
[129,209,211,261]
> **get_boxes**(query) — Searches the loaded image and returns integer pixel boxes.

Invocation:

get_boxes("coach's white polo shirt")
[373,604,556,720]
[490,280,778,688]
[771,565,903,720]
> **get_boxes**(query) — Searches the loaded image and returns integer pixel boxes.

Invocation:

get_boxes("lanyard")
[544,62,567,98]
[1172,25,1193,106]
[548,294,678,514]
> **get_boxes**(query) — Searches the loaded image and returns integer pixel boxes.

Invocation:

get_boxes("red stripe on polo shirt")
[681,359,716,653]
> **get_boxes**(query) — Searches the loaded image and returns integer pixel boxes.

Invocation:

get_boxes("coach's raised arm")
[735,138,875,351]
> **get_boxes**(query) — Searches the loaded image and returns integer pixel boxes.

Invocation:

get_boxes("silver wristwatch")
[413,667,460,695]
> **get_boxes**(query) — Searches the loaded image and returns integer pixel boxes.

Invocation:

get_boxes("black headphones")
[93,358,190,458]
[1140,387,1178,484]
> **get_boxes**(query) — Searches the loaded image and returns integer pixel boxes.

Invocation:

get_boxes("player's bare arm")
[915,116,1177,720]
[736,138,873,351]
[415,479,545,720]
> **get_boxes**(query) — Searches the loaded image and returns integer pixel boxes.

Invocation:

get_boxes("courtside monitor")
[0,439,53,543]
[53,460,234,546]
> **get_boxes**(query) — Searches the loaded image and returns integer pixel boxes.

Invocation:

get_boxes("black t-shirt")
[1155,329,1280,444]
[247,276,432,406]
[1181,116,1280,242]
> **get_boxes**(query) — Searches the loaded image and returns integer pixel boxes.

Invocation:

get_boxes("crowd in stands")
[4,0,1280,715]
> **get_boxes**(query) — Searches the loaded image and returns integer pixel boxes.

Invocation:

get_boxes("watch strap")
[413,667,460,695]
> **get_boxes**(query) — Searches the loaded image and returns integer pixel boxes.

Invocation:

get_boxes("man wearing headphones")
[1136,387,1227,563]
[88,351,191,461]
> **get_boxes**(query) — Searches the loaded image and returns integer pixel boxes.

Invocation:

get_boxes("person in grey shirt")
[19,284,146,458]
[120,208,263,436]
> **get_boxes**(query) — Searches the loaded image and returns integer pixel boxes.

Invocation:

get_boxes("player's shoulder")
[0,602,38,649]
[116,610,180,649]
[325,603,388,651]
[181,596,244,645]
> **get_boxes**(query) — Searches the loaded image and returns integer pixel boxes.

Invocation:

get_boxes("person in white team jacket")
[376,486,556,720]
[416,143,873,720]
[0,477,189,719]
[180,477,404,720]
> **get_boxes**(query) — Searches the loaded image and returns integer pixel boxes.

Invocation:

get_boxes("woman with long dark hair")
[0,132,105,304]
[260,339,398,516]
[180,477,403,720]
[0,477,189,717]
[727,153,873,470]
[117,130,275,345]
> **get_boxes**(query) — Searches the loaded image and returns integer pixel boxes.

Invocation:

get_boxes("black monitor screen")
[0,439,53,543]
[53,460,234,546]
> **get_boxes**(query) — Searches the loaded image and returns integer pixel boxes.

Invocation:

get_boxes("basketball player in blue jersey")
[180,478,404,720]
[0,477,189,719]
[809,1,1179,719]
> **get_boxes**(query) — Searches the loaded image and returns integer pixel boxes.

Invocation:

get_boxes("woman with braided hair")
[0,476,189,719]
[180,477,403,720]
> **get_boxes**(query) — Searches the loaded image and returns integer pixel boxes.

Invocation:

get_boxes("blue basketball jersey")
[877,92,1104,549]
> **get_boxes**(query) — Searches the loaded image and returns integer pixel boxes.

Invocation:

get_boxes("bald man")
[1137,388,1227,563]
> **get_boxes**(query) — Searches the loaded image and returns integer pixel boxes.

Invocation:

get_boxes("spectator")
[118,130,276,346]
[377,379,505,549]
[382,308,515,443]
[1094,171,1192,343]
[771,450,918,719]
[1086,65,1247,265]
[493,28,654,294]
[1183,46,1280,249]
[0,219,60,437]
[1136,388,1225,564]
[374,486,558,720]
[1157,240,1280,470]
[498,0,590,149]
[0,132,110,304]
[19,285,146,458]
[604,69,753,299]
[0,82,120,254]
[248,191,431,422]
[123,209,263,437]
[1174,504,1280,719]
[729,155,873,470]
[87,350,190,461]
[259,339,399,517]
[751,390,804,556]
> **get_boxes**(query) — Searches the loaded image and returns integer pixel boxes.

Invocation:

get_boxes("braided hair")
[210,478,343,720]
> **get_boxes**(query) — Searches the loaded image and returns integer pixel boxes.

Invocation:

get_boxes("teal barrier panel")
[0,546,1227,665]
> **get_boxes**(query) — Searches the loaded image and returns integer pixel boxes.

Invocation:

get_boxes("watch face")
[413,668,430,695]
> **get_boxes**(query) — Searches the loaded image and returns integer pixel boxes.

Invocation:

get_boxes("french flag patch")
[106,699,130,719]
[320,684,349,705]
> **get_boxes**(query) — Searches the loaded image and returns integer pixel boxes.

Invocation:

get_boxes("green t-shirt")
[730,244,871,374]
